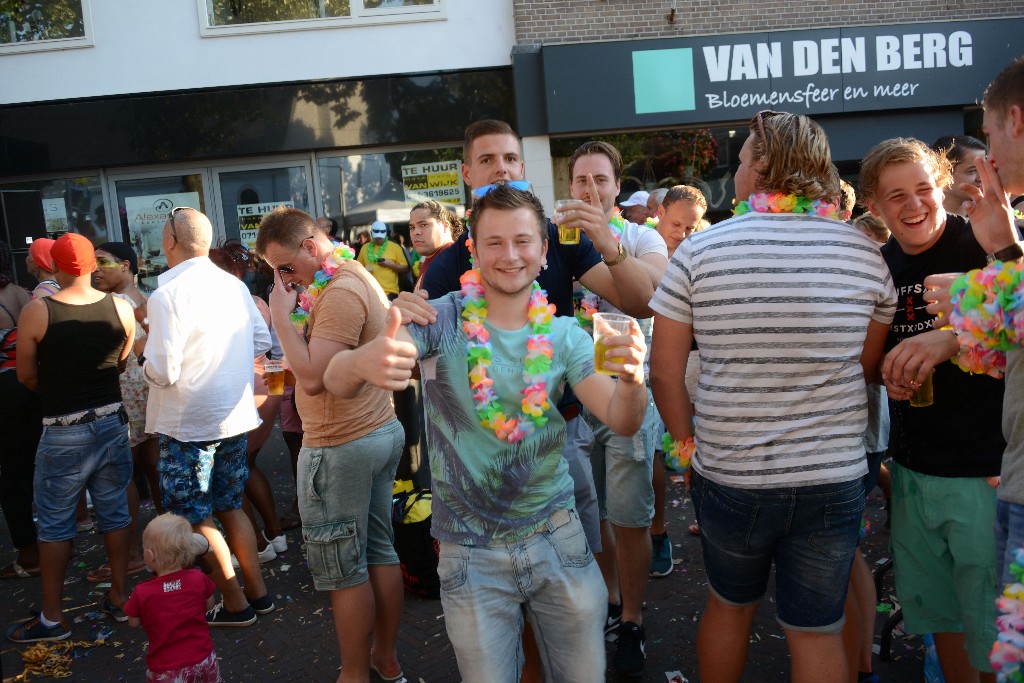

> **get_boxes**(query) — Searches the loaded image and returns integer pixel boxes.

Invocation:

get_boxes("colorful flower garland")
[576,209,627,329]
[290,241,356,332]
[460,263,556,443]
[991,546,1024,681]
[661,433,696,471]
[946,261,1024,378]
[733,193,839,220]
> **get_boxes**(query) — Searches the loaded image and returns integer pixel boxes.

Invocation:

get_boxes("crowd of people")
[0,53,1022,683]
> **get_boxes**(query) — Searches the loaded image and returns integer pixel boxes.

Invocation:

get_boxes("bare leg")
[195,515,248,613]
[650,454,667,536]
[216,508,268,602]
[137,437,163,514]
[615,525,651,625]
[596,520,619,606]
[244,448,283,541]
[39,539,73,622]
[520,620,543,683]
[75,490,90,526]
[367,564,404,679]
[934,632,984,683]
[696,592,758,683]
[124,478,143,563]
[787,629,848,683]
[331,582,375,683]
[102,525,132,606]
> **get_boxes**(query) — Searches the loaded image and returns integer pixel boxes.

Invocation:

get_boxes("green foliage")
[0,0,85,44]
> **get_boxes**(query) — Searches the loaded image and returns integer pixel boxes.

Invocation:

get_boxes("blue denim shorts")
[298,419,404,591]
[158,433,248,524]
[585,390,658,527]
[437,510,607,682]
[34,411,132,542]
[691,471,864,633]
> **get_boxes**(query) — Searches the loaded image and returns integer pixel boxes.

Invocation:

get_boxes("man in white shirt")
[143,207,274,627]
[562,141,668,678]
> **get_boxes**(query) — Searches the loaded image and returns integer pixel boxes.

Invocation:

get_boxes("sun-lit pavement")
[1,426,925,681]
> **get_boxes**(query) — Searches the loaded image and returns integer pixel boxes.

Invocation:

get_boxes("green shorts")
[890,463,998,672]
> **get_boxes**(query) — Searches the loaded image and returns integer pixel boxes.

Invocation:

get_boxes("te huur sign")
[538,18,1024,134]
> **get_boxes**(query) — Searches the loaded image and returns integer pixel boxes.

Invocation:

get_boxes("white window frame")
[0,0,93,56]
[196,0,444,38]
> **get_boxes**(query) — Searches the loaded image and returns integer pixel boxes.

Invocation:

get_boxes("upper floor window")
[200,0,443,36]
[0,0,93,55]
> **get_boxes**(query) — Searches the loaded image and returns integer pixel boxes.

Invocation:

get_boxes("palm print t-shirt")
[407,292,595,545]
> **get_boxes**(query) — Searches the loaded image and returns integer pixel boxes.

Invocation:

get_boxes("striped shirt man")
[650,212,896,488]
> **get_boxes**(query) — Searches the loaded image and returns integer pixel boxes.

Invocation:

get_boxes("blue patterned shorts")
[158,434,248,524]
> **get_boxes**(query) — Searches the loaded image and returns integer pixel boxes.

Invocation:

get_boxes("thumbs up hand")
[364,305,418,391]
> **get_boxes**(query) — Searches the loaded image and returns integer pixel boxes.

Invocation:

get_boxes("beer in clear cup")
[264,360,285,396]
[555,199,581,245]
[592,312,632,376]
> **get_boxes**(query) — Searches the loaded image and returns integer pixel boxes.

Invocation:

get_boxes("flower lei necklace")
[733,193,839,220]
[460,239,556,443]
[290,241,356,332]
[366,240,388,264]
[576,209,626,329]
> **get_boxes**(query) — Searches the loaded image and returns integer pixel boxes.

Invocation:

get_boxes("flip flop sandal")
[1,560,41,579]
[688,523,700,536]
[86,559,147,584]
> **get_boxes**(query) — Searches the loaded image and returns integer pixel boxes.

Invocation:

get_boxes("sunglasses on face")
[472,179,532,198]
[275,237,315,275]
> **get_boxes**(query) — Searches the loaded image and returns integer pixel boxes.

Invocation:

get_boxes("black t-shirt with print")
[881,214,1004,477]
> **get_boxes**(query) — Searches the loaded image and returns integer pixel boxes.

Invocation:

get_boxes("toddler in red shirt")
[125,513,220,682]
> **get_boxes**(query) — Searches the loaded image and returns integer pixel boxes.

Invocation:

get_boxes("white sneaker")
[263,532,287,554]
[230,545,277,569]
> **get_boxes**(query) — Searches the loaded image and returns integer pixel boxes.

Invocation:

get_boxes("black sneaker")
[6,616,71,643]
[613,621,646,677]
[206,602,256,627]
[100,597,128,623]
[649,532,673,577]
[250,594,275,615]
[605,602,623,642]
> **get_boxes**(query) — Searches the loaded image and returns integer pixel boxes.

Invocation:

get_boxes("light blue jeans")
[437,510,607,683]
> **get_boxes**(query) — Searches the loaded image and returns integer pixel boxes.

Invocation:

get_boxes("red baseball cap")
[51,233,97,276]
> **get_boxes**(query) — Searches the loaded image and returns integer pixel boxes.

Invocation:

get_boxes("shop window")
[551,125,746,220]
[0,0,92,54]
[200,0,442,35]
[0,175,106,243]
[318,145,463,243]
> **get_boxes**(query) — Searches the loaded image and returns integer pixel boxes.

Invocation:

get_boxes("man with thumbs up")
[255,208,407,683]
[323,184,650,683]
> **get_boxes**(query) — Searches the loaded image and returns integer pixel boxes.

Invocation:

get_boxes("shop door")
[212,161,314,251]
[107,170,211,292]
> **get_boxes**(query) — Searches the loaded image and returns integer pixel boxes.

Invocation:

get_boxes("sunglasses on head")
[472,179,532,198]
[167,206,197,242]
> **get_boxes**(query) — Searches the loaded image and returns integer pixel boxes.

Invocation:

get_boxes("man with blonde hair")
[651,111,895,683]
[861,137,1002,682]
[656,185,708,254]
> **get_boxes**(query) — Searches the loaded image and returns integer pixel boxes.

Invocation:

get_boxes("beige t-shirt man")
[296,261,395,447]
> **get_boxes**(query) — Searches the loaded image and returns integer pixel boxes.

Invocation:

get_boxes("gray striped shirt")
[650,212,896,488]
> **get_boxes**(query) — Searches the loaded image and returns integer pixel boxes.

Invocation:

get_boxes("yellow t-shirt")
[357,240,407,296]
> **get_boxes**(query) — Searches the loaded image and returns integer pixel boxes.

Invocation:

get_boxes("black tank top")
[38,295,126,416]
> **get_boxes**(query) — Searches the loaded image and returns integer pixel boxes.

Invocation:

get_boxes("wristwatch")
[986,243,1024,264]
[605,243,628,266]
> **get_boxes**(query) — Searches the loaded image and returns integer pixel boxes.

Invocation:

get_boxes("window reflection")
[0,0,85,44]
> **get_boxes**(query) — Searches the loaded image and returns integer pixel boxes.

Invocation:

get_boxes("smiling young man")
[323,184,649,683]
[564,140,668,677]
[255,210,406,682]
[859,138,1003,682]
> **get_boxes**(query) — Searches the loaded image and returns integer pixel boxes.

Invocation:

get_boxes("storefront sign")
[401,160,464,205]
[534,18,1024,133]
[125,192,200,274]
[238,202,294,251]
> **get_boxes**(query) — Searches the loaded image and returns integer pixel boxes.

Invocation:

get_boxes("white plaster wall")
[0,0,514,105]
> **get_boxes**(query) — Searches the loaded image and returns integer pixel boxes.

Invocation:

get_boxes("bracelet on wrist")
[987,243,1024,264]
[661,433,695,471]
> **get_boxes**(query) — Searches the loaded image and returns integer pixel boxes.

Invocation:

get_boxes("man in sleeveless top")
[8,233,136,643]
[142,208,274,628]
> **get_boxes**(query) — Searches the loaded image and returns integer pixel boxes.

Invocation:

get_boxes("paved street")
[1,426,926,681]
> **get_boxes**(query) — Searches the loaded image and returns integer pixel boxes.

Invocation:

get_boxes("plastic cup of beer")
[264,360,285,396]
[555,199,581,245]
[909,370,934,408]
[593,312,633,376]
